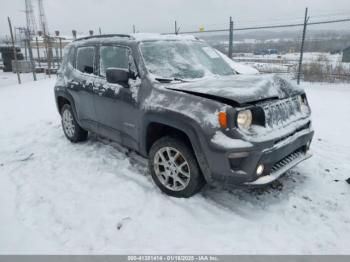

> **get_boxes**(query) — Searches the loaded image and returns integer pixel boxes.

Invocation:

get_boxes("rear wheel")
[61,104,88,142]
[149,136,205,197]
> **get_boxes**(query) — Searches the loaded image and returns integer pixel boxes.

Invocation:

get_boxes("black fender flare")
[55,90,79,122]
[140,111,214,183]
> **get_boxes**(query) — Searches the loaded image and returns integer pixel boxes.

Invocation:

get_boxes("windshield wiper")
[155,77,187,83]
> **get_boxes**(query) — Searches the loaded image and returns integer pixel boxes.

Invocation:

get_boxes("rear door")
[68,45,99,131]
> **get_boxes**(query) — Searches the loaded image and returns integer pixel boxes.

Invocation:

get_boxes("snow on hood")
[217,51,259,75]
[166,74,304,105]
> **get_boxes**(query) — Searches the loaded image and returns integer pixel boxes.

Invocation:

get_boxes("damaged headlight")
[237,109,252,129]
[298,95,309,114]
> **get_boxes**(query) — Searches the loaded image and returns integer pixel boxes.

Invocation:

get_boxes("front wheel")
[61,104,88,143]
[149,136,205,198]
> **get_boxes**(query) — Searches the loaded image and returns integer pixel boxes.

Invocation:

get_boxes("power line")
[305,10,350,19]
[174,18,350,34]
[199,11,350,28]
[236,18,350,31]
[308,18,350,26]
[193,12,350,32]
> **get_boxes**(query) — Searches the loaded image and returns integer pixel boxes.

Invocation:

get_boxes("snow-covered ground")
[234,52,344,65]
[0,72,49,88]
[233,52,350,74]
[0,72,349,254]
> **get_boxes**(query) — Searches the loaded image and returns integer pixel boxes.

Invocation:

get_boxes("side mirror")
[129,69,137,80]
[106,68,129,86]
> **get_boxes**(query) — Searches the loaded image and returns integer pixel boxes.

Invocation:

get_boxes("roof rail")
[74,34,131,42]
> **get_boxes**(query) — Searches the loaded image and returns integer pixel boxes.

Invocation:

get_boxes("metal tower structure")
[37,0,48,35]
[25,0,37,37]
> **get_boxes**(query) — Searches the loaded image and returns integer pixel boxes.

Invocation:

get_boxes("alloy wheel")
[153,147,191,191]
[62,109,75,138]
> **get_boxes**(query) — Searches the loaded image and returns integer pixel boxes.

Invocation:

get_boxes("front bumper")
[205,123,314,187]
[245,150,312,185]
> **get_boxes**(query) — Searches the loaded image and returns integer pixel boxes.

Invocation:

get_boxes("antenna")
[37,0,48,35]
[25,0,37,37]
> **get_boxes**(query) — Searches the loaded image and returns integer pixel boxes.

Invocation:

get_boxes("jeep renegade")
[54,33,314,197]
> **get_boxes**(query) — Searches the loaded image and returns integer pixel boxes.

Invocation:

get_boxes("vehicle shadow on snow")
[84,133,310,211]
[201,169,308,212]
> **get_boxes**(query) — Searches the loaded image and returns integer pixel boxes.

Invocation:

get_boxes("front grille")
[273,121,310,145]
[263,97,301,128]
[270,149,305,175]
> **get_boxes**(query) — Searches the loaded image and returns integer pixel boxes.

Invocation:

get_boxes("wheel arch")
[55,91,78,118]
[57,96,71,114]
[141,112,213,183]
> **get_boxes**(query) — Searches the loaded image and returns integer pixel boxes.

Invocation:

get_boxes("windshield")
[140,40,235,80]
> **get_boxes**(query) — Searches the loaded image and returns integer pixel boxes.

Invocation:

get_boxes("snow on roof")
[70,33,199,45]
[130,33,197,41]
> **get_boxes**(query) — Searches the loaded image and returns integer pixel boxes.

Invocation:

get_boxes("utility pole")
[25,28,37,80]
[174,20,180,35]
[35,36,41,67]
[38,0,51,72]
[297,7,309,85]
[72,30,77,40]
[54,39,60,67]
[38,30,48,66]
[47,35,52,77]
[25,0,37,37]
[8,17,21,84]
[23,36,28,60]
[55,30,62,63]
[59,37,62,61]
[133,25,136,34]
[38,0,48,35]
[45,30,52,77]
[228,16,234,59]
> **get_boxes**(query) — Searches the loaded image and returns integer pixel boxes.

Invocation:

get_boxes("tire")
[149,136,205,198]
[61,104,88,142]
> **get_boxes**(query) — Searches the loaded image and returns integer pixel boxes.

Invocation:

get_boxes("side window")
[68,47,75,67]
[60,46,74,69]
[76,46,95,74]
[100,46,129,77]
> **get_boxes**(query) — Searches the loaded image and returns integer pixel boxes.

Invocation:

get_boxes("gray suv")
[54,33,314,197]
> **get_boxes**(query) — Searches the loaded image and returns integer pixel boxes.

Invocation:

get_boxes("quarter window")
[100,46,129,77]
[76,46,95,74]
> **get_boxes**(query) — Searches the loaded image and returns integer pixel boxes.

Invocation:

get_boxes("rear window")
[76,46,95,74]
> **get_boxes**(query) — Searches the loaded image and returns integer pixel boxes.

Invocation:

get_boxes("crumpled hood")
[165,74,304,105]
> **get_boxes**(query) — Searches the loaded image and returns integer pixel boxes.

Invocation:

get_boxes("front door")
[93,44,140,149]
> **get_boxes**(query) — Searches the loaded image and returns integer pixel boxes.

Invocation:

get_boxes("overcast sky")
[1,0,350,37]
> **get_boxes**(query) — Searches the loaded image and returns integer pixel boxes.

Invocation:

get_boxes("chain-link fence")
[2,9,350,84]
[167,10,350,83]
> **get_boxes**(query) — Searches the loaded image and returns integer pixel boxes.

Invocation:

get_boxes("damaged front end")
[165,74,314,187]
[239,94,313,185]
[212,91,314,187]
